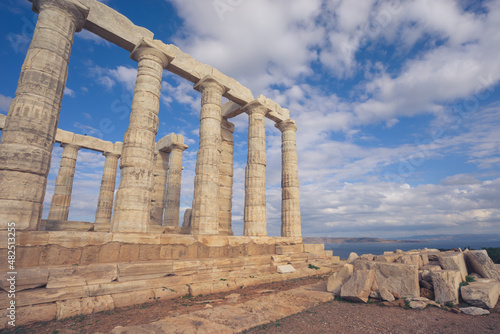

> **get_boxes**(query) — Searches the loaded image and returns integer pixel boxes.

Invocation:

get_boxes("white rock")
[277,264,295,274]
[460,307,490,316]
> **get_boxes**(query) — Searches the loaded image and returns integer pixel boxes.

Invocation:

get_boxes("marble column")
[0,0,88,230]
[111,40,170,233]
[164,143,187,227]
[150,151,170,226]
[191,76,227,235]
[243,102,268,236]
[219,119,235,236]
[276,119,301,237]
[47,143,81,221]
[94,151,120,231]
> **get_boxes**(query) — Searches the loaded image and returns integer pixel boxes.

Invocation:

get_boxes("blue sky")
[1,0,500,238]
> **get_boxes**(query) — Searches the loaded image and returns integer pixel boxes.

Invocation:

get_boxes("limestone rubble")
[327,248,500,311]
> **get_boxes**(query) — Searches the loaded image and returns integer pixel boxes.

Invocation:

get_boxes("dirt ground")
[3,274,499,334]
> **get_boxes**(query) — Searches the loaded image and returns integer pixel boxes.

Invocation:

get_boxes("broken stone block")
[438,252,468,281]
[396,254,423,269]
[460,306,490,316]
[461,282,500,309]
[340,270,375,303]
[431,270,461,305]
[326,263,353,295]
[463,250,500,280]
[379,286,395,302]
[0,268,48,292]
[277,264,295,274]
[420,280,433,290]
[354,261,419,298]
[346,252,358,264]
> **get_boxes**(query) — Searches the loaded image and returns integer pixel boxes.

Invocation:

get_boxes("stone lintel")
[222,96,290,123]
[155,42,254,105]
[76,0,154,51]
[53,129,121,154]
[156,133,188,153]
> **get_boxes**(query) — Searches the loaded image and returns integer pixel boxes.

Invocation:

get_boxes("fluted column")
[244,102,268,236]
[47,143,81,221]
[111,40,170,233]
[150,151,170,226]
[94,151,120,231]
[191,76,227,235]
[164,143,187,227]
[276,119,301,237]
[219,119,234,236]
[0,0,88,230]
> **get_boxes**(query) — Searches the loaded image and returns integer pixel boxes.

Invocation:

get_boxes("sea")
[325,240,500,260]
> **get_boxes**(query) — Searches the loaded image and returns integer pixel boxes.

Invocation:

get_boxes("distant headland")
[303,237,426,244]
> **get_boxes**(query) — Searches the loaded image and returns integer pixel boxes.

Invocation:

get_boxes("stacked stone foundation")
[0,232,337,328]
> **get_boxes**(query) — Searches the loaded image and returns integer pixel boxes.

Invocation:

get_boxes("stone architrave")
[275,119,301,237]
[164,143,187,227]
[150,151,170,226]
[191,76,227,235]
[219,119,235,236]
[243,101,268,236]
[111,39,171,233]
[47,143,81,221]
[0,0,89,230]
[94,152,120,231]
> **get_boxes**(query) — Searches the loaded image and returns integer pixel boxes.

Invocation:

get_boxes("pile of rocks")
[327,248,500,314]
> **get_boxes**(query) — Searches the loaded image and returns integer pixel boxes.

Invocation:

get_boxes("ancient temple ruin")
[0,0,336,327]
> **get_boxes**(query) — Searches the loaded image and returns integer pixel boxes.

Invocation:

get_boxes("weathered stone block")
[94,295,115,313]
[117,262,173,281]
[354,261,419,298]
[56,297,94,319]
[119,244,140,262]
[340,270,375,303]
[464,250,500,280]
[277,265,295,274]
[461,282,500,309]
[0,268,48,292]
[431,270,461,305]
[16,302,57,327]
[275,244,303,255]
[438,252,468,281]
[98,242,121,263]
[112,289,155,308]
[327,263,353,295]
[46,263,118,289]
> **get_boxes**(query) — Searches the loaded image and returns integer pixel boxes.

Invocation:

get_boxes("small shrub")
[465,275,476,283]
[403,299,411,310]
[446,301,455,308]
[308,264,320,270]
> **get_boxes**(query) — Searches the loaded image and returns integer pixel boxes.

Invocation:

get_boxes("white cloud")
[64,87,76,97]
[0,94,12,113]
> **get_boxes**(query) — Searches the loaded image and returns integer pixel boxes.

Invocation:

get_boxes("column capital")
[130,38,172,68]
[243,100,268,116]
[60,142,81,151]
[275,119,297,133]
[103,151,121,158]
[170,143,188,152]
[193,75,228,95]
[33,0,89,32]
